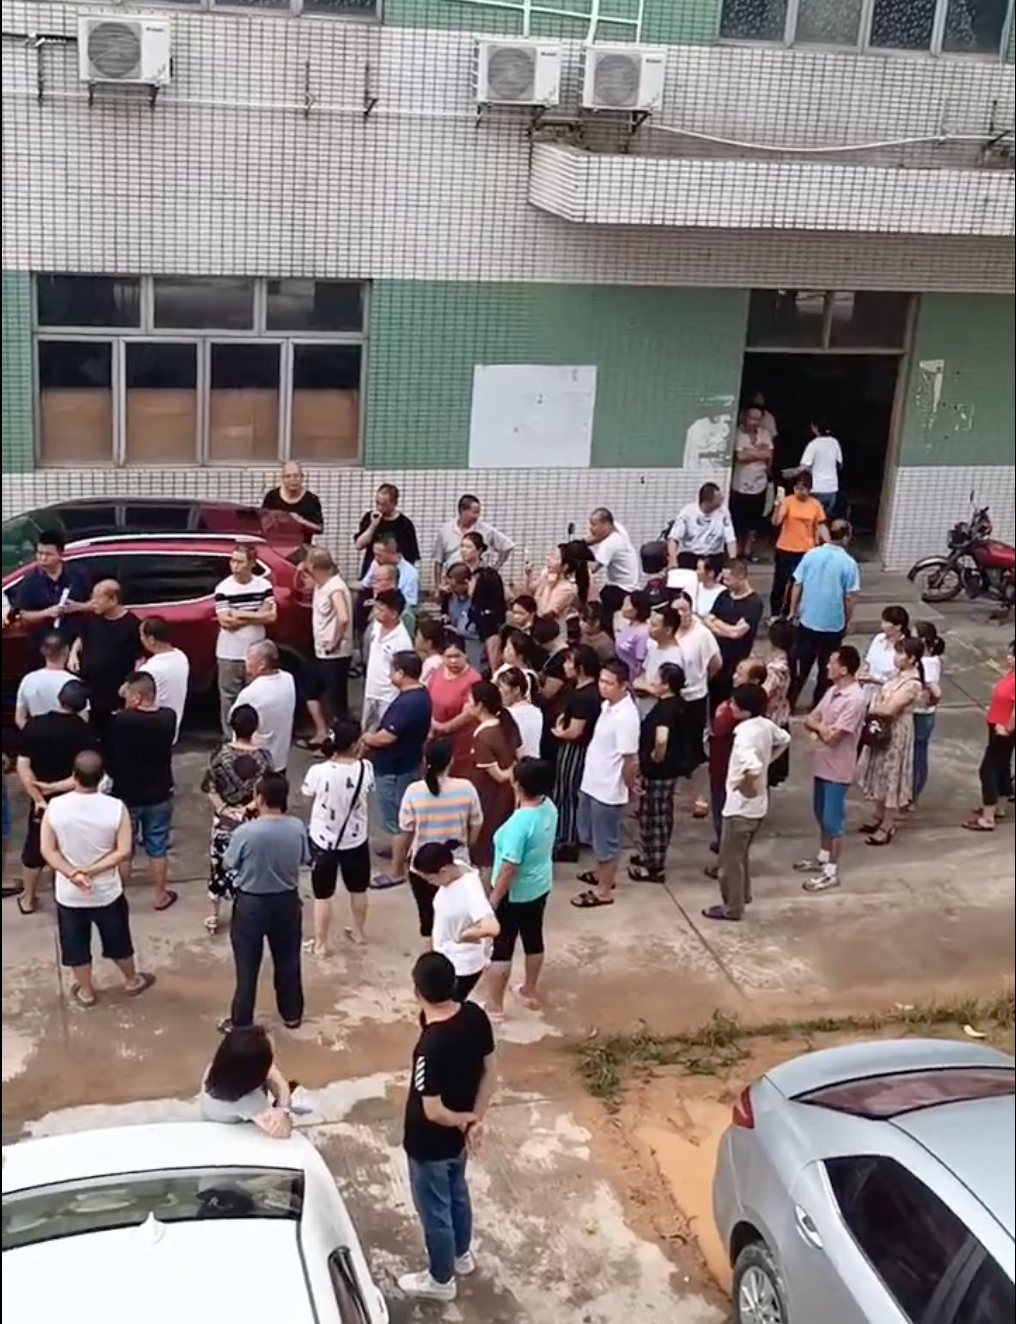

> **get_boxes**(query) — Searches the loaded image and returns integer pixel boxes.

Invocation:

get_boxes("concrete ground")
[2,579,1013,1322]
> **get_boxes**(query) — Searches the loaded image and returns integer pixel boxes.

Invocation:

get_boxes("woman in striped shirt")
[396,739,484,946]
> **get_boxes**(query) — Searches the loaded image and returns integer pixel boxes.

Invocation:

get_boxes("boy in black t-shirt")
[399,952,496,1304]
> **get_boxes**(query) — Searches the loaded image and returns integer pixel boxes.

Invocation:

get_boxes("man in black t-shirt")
[69,579,142,747]
[107,672,177,912]
[15,679,97,914]
[703,560,764,706]
[352,482,420,579]
[399,952,496,1304]
[261,461,324,536]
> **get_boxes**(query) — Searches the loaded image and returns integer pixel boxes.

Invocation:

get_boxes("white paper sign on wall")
[468,364,597,469]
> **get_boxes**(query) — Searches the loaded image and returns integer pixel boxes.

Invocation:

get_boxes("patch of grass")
[574,990,1015,1107]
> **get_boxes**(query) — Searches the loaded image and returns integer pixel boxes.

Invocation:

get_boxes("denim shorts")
[374,770,416,835]
[130,800,173,860]
[577,791,624,863]
[813,778,848,840]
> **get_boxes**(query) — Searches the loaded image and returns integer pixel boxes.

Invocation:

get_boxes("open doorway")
[739,353,902,558]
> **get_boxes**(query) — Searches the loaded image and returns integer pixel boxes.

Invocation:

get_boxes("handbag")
[860,715,893,751]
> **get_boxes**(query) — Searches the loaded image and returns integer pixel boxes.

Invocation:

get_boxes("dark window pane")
[870,0,936,49]
[747,290,826,347]
[123,503,193,533]
[953,1256,1015,1324]
[36,275,140,328]
[38,342,114,464]
[720,0,788,39]
[265,279,364,332]
[74,554,123,584]
[120,554,232,606]
[827,292,911,348]
[59,506,117,536]
[291,344,361,461]
[796,0,863,44]
[825,1156,969,1321]
[209,343,280,462]
[942,0,1009,53]
[153,277,255,330]
[302,0,378,10]
[126,343,198,463]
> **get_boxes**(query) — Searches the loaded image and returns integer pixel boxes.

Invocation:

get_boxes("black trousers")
[770,550,804,617]
[980,730,1016,808]
[793,626,844,708]
[230,890,304,1027]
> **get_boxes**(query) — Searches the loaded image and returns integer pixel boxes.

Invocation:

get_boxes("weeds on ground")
[574,990,1015,1107]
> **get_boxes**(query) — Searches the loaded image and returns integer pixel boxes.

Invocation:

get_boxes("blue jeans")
[407,1154,472,1285]
[813,777,849,839]
[130,800,173,859]
[913,711,936,800]
[814,491,838,518]
[375,770,416,835]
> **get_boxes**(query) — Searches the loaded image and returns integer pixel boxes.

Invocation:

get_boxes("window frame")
[719,0,1015,58]
[745,288,915,354]
[57,0,381,18]
[32,276,367,468]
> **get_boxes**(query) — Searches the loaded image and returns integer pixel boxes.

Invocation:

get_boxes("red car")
[2,532,313,719]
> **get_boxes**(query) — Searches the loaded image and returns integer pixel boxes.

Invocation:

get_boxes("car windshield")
[2,1166,303,1250]
[795,1066,1015,1119]
[2,515,43,574]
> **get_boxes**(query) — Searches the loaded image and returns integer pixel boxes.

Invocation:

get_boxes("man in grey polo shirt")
[221,771,309,1032]
[431,493,515,590]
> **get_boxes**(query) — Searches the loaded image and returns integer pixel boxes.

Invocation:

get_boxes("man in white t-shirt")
[799,421,843,518]
[574,658,640,909]
[730,406,775,558]
[40,750,155,1007]
[667,483,738,573]
[14,631,75,728]
[231,640,297,773]
[587,507,640,615]
[362,589,413,731]
[302,547,353,747]
[214,543,277,737]
[139,616,190,742]
[634,603,684,716]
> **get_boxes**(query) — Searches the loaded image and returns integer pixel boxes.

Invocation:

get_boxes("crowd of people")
[2,457,1015,1306]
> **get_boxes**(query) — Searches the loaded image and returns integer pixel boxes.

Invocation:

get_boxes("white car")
[2,1121,389,1324]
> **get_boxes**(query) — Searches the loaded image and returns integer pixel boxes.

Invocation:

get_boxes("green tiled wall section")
[383,0,719,45]
[897,294,1014,467]
[2,271,34,473]
[364,280,748,469]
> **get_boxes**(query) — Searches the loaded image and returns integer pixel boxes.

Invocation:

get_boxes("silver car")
[712,1038,1014,1324]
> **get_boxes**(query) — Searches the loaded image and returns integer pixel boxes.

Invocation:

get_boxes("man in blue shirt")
[362,535,420,609]
[360,650,432,883]
[789,520,860,708]
[11,529,91,659]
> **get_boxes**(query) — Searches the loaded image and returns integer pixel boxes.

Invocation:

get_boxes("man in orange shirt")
[770,472,827,617]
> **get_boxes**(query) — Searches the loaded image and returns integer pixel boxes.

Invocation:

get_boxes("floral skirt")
[208,820,239,900]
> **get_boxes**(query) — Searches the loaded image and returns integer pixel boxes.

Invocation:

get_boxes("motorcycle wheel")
[912,560,963,603]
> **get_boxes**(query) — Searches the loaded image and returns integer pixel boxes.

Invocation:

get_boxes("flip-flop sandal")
[576,870,599,886]
[203,916,219,934]
[124,971,156,997]
[701,905,740,922]
[961,818,995,833]
[343,926,366,946]
[859,821,882,835]
[16,894,37,915]
[369,874,406,890]
[570,889,614,909]
[154,890,179,912]
[627,865,666,883]
[865,828,897,846]
[70,983,98,1008]
[294,737,324,752]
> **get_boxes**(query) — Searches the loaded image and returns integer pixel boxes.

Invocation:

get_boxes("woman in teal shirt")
[485,757,558,1017]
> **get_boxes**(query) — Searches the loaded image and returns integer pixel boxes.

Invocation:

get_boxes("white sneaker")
[803,872,840,893]
[454,1251,477,1276]
[397,1270,457,1302]
[793,857,825,873]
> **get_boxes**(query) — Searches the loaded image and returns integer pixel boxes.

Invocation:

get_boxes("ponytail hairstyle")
[423,739,453,796]
[498,665,537,705]
[881,605,911,636]
[321,715,361,760]
[412,838,462,878]
[559,541,591,604]
[897,636,926,685]
[915,619,945,658]
[470,679,518,743]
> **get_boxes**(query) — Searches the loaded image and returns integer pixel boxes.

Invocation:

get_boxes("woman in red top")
[964,640,1015,832]
[426,632,481,777]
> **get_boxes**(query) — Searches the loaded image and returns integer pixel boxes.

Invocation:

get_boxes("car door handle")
[794,1205,824,1249]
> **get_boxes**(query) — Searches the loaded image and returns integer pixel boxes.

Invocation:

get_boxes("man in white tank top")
[40,751,156,1008]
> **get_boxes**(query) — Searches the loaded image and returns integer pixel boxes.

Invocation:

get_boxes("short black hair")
[531,615,560,647]
[256,771,289,812]
[768,618,796,654]
[230,703,260,741]
[514,756,554,798]
[651,603,679,633]
[36,528,66,553]
[373,532,398,550]
[794,470,814,491]
[73,749,104,787]
[657,662,686,696]
[882,605,911,633]
[590,506,614,525]
[413,950,457,1004]
[731,683,767,717]
[570,644,601,679]
[40,632,69,660]
[829,519,853,543]
[834,644,861,675]
[457,493,481,513]
[512,594,537,616]
[601,657,630,685]
[124,670,157,701]
[698,483,721,503]
[58,679,90,715]
[205,1025,274,1103]
[375,588,406,616]
[377,482,400,502]
[392,649,423,680]
[141,615,171,643]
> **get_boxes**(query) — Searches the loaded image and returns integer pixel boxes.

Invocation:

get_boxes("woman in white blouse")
[859,605,911,699]
[497,666,544,759]
[672,590,722,817]
[912,621,945,807]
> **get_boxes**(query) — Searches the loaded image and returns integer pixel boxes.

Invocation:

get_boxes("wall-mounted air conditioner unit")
[581,44,666,113]
[78,16,172,87]
[475,39,562,108]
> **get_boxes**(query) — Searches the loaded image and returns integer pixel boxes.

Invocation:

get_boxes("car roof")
[891,1094,1015,1239]
[762,1037,1013,1099]
[26,497,258,514]
[2,1121,320,1193]
[2,1218,318,1324]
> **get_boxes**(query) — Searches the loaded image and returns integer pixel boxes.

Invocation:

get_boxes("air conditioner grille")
[592,52,642,109]
[88,22,143,81]
[486,45,537,103]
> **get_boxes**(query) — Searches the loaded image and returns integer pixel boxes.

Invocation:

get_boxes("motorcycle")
[907,502,1015,616]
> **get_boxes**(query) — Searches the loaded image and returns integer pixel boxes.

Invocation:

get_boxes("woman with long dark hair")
[550,645,602,862]
[465,681,520,873]
[857,637,925,845]
[525,543,583,625]
[458,531,508,673]
[396,739,483,944]
[200,1023,292,1137]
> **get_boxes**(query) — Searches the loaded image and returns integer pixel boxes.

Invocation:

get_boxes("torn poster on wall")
[468,365,596,469]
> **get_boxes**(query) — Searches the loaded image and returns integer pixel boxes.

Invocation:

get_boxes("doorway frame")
[737,293,919,561]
